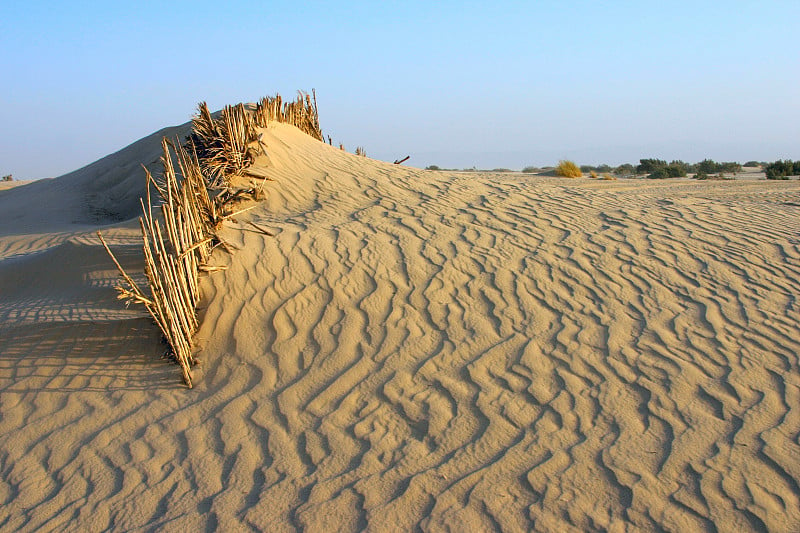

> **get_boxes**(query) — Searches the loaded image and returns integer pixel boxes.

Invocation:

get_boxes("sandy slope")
[2,123,800,531]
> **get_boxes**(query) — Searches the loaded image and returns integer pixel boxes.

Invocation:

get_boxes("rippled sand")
[2,124,799,531]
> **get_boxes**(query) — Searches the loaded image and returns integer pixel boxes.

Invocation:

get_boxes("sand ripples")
[2,126,799,530]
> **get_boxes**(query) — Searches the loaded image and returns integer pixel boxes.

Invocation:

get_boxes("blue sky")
[1,0,798,178]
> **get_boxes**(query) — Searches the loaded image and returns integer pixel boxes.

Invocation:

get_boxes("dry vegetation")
[99,91,323,387]
[190,103,261,186]
[555,159,582,178]
[98,140,216,387]
[253,91,322,141]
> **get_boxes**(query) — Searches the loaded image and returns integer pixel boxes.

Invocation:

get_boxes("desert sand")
[1,122,799,531]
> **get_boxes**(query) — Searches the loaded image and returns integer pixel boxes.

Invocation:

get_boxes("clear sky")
[2,0,798,178]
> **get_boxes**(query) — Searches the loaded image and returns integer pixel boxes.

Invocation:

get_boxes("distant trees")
[614,163,635,177]
[765,160,800,180]
[694,159,741,175]
[425,165,440,171]
[636,159,667,174]
[627,158,744,179]
[635,159,687,179]
[579,164,612,173]
[488,158,798,180]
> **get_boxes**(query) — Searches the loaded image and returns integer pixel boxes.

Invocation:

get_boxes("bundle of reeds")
[99,140,217,388]
[100,90,323,387]
[190,102,260,187]
[253,90,323,141]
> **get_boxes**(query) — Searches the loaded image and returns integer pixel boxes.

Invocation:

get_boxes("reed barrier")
[99,91,324,387]
[253,90,322,141]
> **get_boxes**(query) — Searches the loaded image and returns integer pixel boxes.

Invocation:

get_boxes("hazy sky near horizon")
[2,0,798,178]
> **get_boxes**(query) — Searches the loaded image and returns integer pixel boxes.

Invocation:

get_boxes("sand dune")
[2,123,800,531]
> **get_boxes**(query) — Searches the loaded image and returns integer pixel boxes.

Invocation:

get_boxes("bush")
[720,162,742,174]
[693,159,741,175]
[425,165,440,171]
[647,168,671,179]
[581,163,612,173]
[555,160,582,178]
[614,163,635,176]
[667,160,688,177]
[637,159,667,174]
[521,166,540,173]
[638,158,686,178]
[765,160,796,180]
[694,159,717,174]
[1,174,12,182]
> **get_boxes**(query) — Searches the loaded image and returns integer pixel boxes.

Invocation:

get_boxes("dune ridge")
[1,122,799,531]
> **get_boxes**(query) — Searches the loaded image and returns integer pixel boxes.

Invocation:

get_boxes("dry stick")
[248,221,276,236]
[142,173,195,385]
[178,236,215,260]
[215,239,240,253]
[96,232,148,301]
[199,265,228,272]
[223,203,259,219]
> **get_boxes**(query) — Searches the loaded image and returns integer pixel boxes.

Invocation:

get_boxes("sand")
[1,123,799,531]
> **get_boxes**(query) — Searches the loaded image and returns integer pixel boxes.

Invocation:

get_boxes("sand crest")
[2,123,799,531]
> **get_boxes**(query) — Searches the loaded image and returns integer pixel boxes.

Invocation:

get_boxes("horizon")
[2,1,799,180]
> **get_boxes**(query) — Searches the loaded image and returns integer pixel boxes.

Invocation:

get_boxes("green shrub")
[521,166,540,173]
[578,163,612,174]
[693,159,741,175]
[667,161,688,177]
[555,160,582,178]
[695,159,718,174]
[647,168,671,179]
[425,165,440,171]
[614,163,635,176]
[638,158,686,178]
[637,159,667,174]
[765,160,795,180]
[743,161,762,168]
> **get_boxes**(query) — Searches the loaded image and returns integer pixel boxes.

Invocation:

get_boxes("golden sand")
[1,123,799,531]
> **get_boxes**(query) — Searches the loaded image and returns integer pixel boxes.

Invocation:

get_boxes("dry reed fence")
[252,90,322,141]
[98,139,215,387]
[99,92,323,387]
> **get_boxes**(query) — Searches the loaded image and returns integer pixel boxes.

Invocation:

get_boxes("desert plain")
[1,120,799,532]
